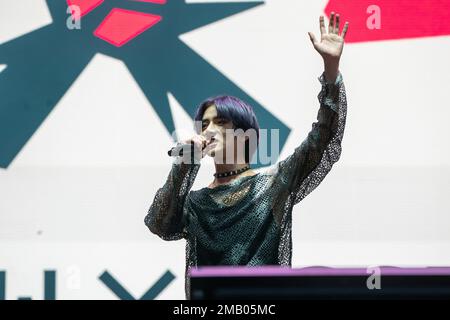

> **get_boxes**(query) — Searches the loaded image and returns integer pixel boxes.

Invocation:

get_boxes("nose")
[203,126,217,142]
[204,131,215,141]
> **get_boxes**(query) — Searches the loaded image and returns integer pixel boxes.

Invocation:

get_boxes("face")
[201,105,247,163]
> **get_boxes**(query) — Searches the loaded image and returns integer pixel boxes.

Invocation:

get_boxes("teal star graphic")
[0,0,290,168]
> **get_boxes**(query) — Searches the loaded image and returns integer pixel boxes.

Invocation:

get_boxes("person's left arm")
[273,12,349,206]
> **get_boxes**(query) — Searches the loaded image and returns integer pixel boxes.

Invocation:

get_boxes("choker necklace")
[214,165,251,178]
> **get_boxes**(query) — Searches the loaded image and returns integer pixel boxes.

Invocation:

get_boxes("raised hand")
[308,12,349,62]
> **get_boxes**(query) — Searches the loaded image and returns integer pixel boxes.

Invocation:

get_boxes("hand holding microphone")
[168,134,212,163]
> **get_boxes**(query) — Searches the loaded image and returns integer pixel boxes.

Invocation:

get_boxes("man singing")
[145,13,349,299]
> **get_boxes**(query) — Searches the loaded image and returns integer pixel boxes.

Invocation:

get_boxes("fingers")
[192,135,207,151]
[201,141,217,158]
[308,32,317,45]
[179,135,207,162]
[182,135,206,148]
[328,12,335,34]
[324,12,349,38]
[335,13,340,34]
[341,21,349,39]
[319,15,326,37]
[328,12,341,34]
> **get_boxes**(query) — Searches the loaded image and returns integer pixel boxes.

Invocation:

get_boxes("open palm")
[308,12,349,61]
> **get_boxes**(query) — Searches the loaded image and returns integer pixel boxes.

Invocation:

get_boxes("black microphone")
[168,142,189,157]
[167,141,211,157]
[168,141,206,157]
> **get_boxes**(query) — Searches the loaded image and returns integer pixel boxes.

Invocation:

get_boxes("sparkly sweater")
[145,72,347,299]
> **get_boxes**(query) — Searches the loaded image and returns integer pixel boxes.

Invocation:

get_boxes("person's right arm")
[144,135,206,241]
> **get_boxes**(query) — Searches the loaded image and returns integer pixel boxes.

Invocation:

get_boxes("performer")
[145,13,349,299]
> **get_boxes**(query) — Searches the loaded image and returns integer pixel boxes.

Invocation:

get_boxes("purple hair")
[194,95,260,162]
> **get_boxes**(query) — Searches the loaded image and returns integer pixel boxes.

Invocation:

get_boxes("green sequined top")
[145,71,347,299]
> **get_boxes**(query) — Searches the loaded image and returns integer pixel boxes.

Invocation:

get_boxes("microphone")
[167,142,190,157]
[168,141,207,157]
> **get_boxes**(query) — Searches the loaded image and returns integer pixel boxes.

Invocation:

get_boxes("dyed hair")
[194,95,260,163]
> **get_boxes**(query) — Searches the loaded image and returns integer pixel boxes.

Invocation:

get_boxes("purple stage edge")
[189,266,450,278]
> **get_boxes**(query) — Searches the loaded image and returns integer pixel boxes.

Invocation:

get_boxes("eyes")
[202,118,228,131]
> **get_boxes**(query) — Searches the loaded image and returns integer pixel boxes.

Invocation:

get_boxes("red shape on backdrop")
[325,0,450,42]
[66,0,104,17]
[94,8,162,47]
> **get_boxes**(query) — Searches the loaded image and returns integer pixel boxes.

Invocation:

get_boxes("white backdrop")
[1,0,450,299]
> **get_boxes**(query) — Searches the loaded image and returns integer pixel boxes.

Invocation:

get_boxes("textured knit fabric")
[145,71,347,299]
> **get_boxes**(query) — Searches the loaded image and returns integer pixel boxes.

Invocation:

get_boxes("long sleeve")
[273,71,347,206]
[144,156,201,241]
